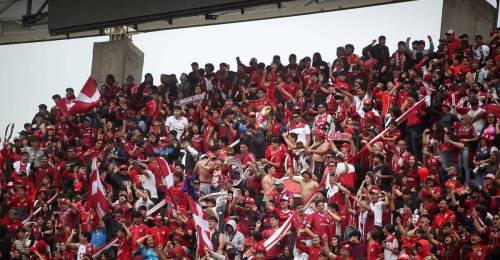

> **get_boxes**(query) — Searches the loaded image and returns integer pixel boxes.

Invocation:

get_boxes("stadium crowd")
[0,27,499,260]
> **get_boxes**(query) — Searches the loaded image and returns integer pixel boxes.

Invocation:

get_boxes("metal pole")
[26,0,32,16]
[496,0,499,28]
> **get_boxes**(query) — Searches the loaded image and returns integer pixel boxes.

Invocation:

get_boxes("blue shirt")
[90,228,107,248]
[140,245,159,260]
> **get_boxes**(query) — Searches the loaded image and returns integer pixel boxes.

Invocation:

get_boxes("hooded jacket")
[416,239,431,260]
[224,220,245,253]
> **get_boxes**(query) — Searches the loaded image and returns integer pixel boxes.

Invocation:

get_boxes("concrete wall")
[441,0,496,40]
[91,39,144,87]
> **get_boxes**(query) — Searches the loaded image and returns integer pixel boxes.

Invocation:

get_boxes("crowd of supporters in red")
[0,27,499,260]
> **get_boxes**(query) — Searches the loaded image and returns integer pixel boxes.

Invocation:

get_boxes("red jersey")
[117,237,132,260]
[148,225,170,248]
[283,82,300,99]
[301,67,320,84]
[433,209,455,228]
[235,153,256,167]
[406,102,425,127]
[80,127,98,148]
[367,241,382,260]
[278,209,293,225]
[264,144,287,179]
[190,134,203,152]
[296,236,322,260]
[129,223,150,250]
[2,216,22,234]
[306,211,331,238]
[470,245,489,260]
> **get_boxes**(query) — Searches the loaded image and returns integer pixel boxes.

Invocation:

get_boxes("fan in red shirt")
[261,214,283,259]
[295,232,324,260]
[234,143,256,167]
[148,215,170,248]
[305,201,332,240]
[366,229,383,260]
[433,199,456,228]
[2,210,22,235]
[301,57,320,88]
[116,221,133,260]
[263,136,287,179]
[469,231,490,260]
[129,212,150,251]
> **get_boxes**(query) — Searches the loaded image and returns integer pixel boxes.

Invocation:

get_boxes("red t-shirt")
[301,67,320,84]
[296,236,322,260]
[2,217,22,234]
[148,225,170,248]
[129,223,150,250]
[367,241,382,260]
[264,144,287,179]
[406,102,425,127]
[283,82,300,99]
[470,245,490,260]
[117,237,132,260]
[433,209,455,228]
[306,212,331,238]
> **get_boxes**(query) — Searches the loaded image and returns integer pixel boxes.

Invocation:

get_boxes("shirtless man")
[193,156,214,195]
[261,165,276,195]
[288,170,319,200]
[306,136,330,182]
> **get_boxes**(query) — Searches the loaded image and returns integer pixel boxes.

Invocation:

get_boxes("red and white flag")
[188,196,213,255]
[157,157,174,189]
[58,76,100,116]
[85,157,109,217]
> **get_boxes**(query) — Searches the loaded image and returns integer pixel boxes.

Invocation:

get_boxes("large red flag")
[57,77,100,116]
[188,196,213,255]
[157,157,174,189]
[85,157,109,217]
[157,157,175,204]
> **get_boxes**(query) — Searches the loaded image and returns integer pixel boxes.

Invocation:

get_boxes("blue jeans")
[457,147,470,183]
[475,170,486,188]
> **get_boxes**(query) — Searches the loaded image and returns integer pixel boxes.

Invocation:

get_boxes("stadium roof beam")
[0,0,496,45]
[0,0,415,44]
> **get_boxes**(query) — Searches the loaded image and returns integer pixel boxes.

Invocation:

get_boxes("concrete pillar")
[91,39,144,87]
[441,0,496,40]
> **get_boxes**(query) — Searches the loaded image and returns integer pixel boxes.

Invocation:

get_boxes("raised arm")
[136,234,152,247]
[65,229,80,250]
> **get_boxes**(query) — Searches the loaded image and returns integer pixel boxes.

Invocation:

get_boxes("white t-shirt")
[165,116,188,139]
[289,124,311,145]
[467,107,486,134]
[325,162,355,188]
[139,170,158,199]
[384,235,399,260]
[370,200,384,227]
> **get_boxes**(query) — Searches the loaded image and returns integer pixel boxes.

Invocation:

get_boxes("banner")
[179,93,205,106]
[327,132,351,141]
